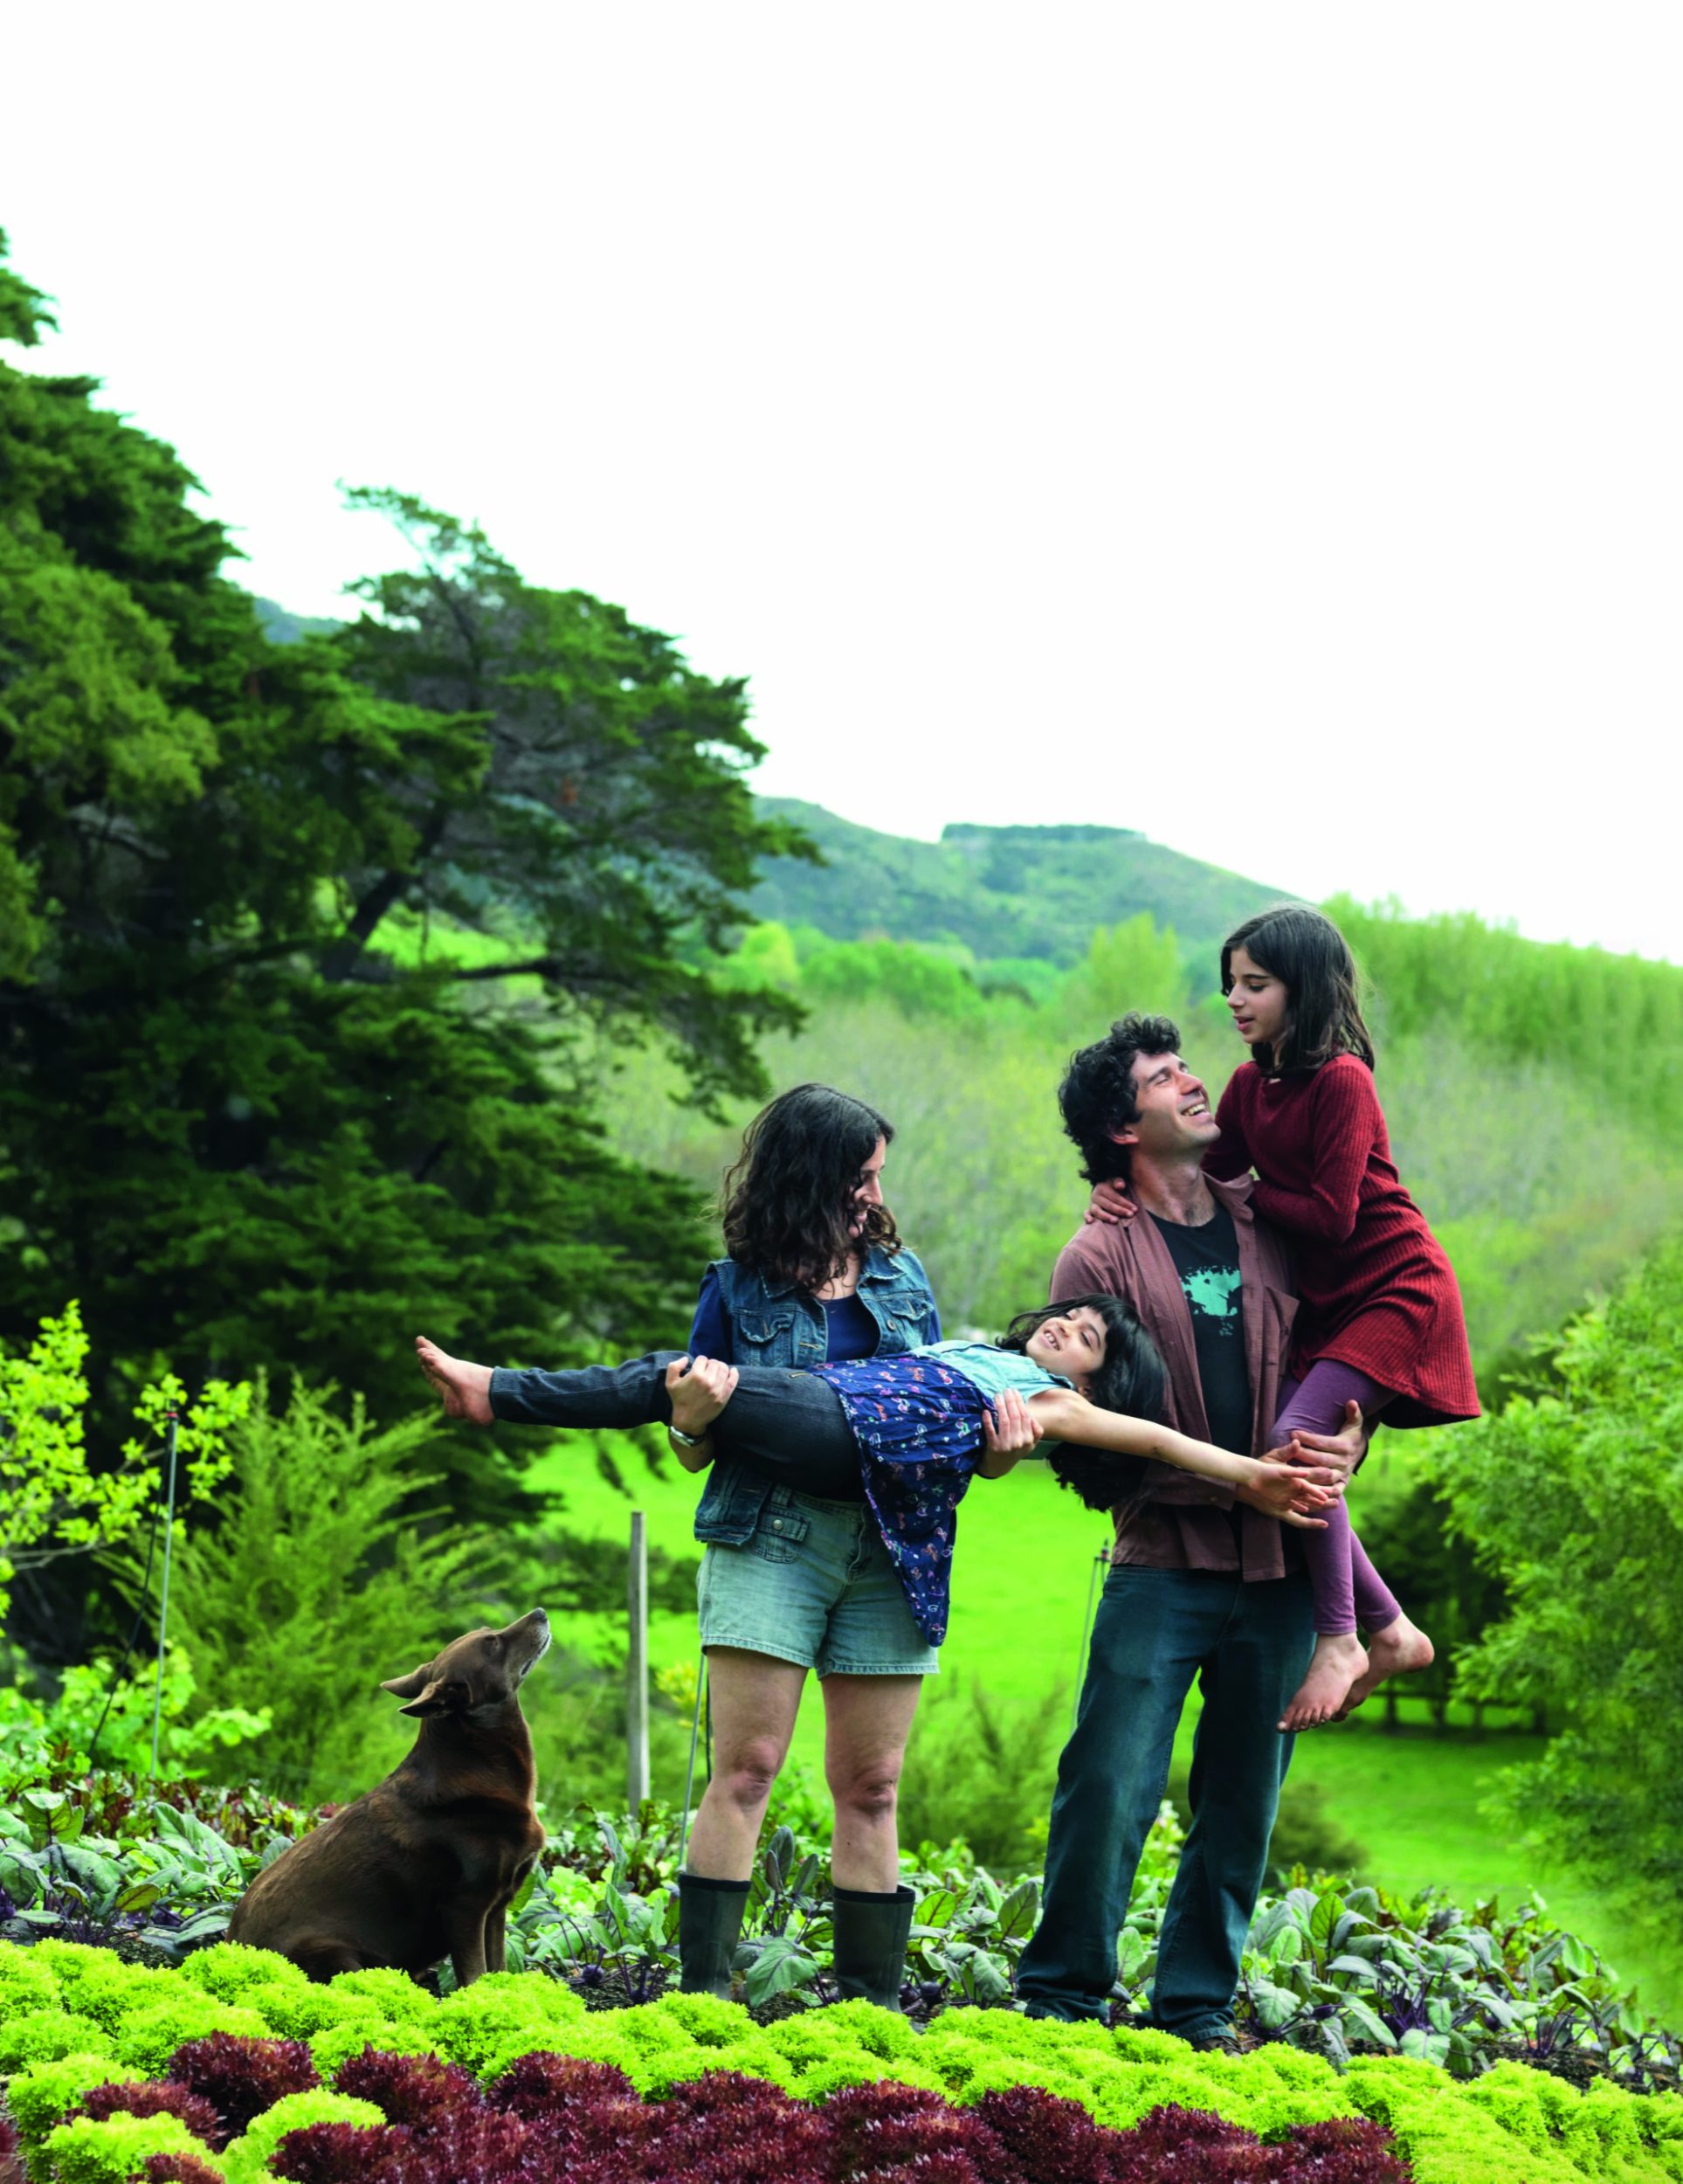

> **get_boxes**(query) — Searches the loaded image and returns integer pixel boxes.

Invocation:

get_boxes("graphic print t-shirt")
[1149,1204,1251,1455]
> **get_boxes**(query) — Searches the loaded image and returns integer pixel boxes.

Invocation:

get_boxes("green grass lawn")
[527,1439,1682,2021]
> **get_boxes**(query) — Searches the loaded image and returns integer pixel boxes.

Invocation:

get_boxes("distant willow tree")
[0,232,808,1586]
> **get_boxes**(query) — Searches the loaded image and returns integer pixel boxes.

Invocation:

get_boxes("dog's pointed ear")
[381,1665,433,1703]
[390,1675,471,1718]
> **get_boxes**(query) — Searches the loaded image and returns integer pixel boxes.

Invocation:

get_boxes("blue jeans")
[1016,1565,1314,2035]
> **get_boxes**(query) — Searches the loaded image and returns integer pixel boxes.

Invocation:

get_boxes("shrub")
[153,1380,489,1805]
[897,1676,1068,1873]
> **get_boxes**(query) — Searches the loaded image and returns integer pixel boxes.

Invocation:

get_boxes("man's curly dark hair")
[1058,1013,1183,1185]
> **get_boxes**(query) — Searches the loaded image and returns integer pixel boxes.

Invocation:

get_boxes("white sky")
[4,4,1680,960]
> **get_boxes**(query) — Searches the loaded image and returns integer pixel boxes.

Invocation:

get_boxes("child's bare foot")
[415,1336,495,1425]
[1339,1614,1435,1715]
[1279,1632,1367,1732]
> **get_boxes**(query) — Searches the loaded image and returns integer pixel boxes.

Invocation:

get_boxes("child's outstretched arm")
[1025,1389,1344,1527]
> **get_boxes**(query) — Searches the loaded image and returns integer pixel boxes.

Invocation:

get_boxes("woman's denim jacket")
[692,1245,939,1545]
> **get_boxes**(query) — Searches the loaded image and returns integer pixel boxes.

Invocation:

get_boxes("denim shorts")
[696,1482,939,1677]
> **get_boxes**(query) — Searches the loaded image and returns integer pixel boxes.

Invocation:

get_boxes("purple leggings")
[1272,1361,1402,1639]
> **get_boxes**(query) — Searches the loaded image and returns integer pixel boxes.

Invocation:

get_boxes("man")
[1015,1013,1362,2039]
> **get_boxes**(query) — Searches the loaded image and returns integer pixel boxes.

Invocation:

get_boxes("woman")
[669,1084,1011,2007]
[435,1085,1031,2007]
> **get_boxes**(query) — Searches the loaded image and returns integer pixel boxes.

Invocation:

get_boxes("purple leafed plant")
[165,2034,320,2146]
[145,2042,1414,2184]
[79,2080,224,2146]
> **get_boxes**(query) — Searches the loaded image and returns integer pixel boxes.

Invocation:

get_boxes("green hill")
[750,798,1291,966]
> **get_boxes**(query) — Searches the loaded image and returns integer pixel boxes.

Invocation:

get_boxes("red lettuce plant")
[333,2049,479,2130]
[79,2080,224,2145]
[165,2033,320,2145]
[147,2040,1412,2184]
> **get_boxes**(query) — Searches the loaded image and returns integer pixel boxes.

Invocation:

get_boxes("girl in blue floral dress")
[417,1297,1342,1651]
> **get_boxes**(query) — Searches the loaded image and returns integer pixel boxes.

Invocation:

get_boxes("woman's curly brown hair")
[720,1082,901,1291]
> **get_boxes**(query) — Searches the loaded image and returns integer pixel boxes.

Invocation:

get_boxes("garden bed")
[4,1940,1683,2184]
[4,1765,1679,2091]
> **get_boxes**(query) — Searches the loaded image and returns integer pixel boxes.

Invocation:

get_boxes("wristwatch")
[668,1426,707,1449]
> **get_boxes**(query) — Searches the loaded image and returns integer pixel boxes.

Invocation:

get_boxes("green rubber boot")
[677,1872,750,1999]
[831,1883,916,2010]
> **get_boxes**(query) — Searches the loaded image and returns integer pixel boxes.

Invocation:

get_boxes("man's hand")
[977,1387,1044,1476]
[1082,1178,1138,1227]
[1245,1461,1340,1529]
[1272,1398,1367,1483]
[665,1354,738,1459]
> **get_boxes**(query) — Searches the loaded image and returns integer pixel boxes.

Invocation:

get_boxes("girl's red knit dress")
[1205,1054,1480,1427]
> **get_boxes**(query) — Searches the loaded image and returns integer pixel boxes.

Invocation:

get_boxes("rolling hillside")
[750,798,1291,966]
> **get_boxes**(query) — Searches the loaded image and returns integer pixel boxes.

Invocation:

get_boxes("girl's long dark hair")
[997,1295,1168,1514]
[1221,905,1376,1075]
[720,1083,901,1290]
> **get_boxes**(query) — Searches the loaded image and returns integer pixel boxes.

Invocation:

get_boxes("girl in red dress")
[1211,904,1479,1729]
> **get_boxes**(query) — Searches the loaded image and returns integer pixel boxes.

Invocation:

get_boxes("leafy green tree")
[0,232,808,1621]
[1424,1234,1683,1903]
[326,487,808,1097]
[0,234,803,1433]
[1051,913,1193,1034]
[798,934,989,1024]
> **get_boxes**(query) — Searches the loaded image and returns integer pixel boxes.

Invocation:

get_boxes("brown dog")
[227,1609,550,1985]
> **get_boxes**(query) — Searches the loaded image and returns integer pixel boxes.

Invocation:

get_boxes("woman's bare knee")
[830,1766,900,1823]
[714,1741,783,1812]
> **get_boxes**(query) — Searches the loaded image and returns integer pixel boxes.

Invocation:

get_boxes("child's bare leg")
[1271,1365,1392,1731]
[1334,1532,1433,1716]
[1341,1616,1434,1712]
[1279,1497,1367,1731]
[416,1336,494,1424]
